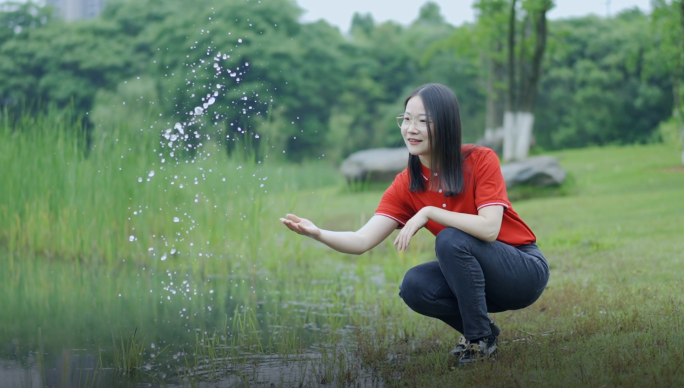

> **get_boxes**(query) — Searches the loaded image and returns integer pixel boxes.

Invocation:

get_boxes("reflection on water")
[1,351,383,387]
[1,361,41,388]
[0,257,389,387]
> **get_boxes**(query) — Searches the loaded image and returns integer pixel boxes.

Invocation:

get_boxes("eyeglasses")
[396,114,431,129]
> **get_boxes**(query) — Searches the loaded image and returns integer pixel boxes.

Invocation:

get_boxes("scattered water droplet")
[171,249,177,254]
[138,177,143,183]
[173,217,180,223]
[161,254,167,261]
[129,235,135,242]
[148,170,155,177]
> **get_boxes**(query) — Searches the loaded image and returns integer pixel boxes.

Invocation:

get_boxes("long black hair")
[405,83,470,197]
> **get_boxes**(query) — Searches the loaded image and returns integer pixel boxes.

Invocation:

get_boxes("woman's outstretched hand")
[280,214,321,239]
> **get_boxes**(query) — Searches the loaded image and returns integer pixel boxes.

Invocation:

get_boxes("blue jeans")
[399,227,549,341]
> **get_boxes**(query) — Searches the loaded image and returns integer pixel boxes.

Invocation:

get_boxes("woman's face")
[401,96,431,166]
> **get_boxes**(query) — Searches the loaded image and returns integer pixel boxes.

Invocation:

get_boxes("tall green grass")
[0,110,342,268]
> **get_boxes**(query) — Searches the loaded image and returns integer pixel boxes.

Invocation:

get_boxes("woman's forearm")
[424,206,503,242]
[314,230,371,255]
[311,215,399,255]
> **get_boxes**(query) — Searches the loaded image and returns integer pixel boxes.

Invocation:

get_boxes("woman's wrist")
[418,206,432,221]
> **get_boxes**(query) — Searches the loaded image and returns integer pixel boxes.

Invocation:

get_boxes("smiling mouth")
[407,138,422,143]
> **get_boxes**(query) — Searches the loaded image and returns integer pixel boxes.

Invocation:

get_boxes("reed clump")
[0,110,341,268]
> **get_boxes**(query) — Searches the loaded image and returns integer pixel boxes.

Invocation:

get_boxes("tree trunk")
[503,0,518,163]
[679,0,684,165]
[485,57,497,140]
[503,111,516,162]
[513,1,549,161]
[494,53,505,135]
[485,48,505,141]
[506,0,517,113]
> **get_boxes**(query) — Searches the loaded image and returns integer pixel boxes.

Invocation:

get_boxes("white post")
[514,112,535,161]
[503,111,517,163]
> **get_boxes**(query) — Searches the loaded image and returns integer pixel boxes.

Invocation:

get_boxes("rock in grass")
[501,155,566,188]
[340,148,409,182]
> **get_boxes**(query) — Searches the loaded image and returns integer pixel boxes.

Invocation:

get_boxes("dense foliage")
[0,0,677,160]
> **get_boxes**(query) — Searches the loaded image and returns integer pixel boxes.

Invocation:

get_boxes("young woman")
[280,83,549,365]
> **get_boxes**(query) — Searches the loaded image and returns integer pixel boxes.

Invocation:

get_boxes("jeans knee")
[435,227,472,258]
[399,267,427,311]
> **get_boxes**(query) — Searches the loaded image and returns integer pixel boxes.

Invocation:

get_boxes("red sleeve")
[375,171,415,228]
[474,150,511,211]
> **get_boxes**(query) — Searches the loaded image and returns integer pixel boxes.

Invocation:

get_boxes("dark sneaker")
[450,317,500,357]
[450,336,469,357]
[458,337,497,366]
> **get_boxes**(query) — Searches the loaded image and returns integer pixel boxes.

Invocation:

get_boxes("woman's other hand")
[280,214,321,239]
[394,207,430,251]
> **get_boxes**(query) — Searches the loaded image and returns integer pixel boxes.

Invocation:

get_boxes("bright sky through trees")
[296,0,652,32]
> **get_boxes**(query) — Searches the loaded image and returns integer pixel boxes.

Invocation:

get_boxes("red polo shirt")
[375,145,536,246]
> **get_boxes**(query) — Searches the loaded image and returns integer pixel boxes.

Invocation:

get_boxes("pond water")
[0,256,388,387]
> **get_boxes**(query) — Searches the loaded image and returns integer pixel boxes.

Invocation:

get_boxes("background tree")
[651,0,684,164]
[0,2,54,109]
[0,0,676,163]
[0,1,136,126]
[502,0,554,162]
[535,10,672,150]
[474,0,509,142]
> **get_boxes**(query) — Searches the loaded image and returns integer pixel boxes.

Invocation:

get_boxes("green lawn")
[2,131,683,387]
[326,144,684,387]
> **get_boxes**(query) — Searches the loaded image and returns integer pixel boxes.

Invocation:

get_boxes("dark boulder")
[501,155,566,188]
[340,148,409,182]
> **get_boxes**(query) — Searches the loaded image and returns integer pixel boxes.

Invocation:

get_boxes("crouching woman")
[280,83,549,365]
